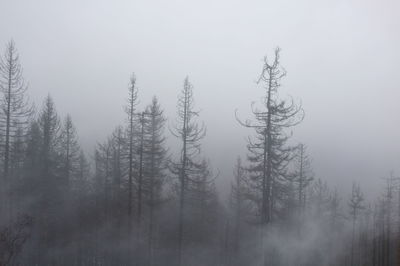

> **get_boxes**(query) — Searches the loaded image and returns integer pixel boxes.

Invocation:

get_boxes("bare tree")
[170,77,206,266]
[236,48,303,228]
[0,40,34,220]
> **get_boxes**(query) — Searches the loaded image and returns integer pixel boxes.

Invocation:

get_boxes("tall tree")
[34,95,62,264]
[124,73,138,229]
[236,48,303,228]
[0,40,33,220]
[170,77,206,266]
[131,97,167,265]
[137,111,146,227]
[143,97,168,266]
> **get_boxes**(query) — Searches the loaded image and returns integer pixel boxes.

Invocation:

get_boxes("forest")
[0,40,398,266]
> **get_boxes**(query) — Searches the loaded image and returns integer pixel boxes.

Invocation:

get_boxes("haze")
[1,0,399,198]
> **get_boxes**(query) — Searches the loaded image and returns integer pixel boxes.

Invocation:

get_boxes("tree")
[185,158,218,242]
[170,77,206,266]
[0,40,34,220]
[59,115,80,190]
[293,144,313,224]
[124,73,139,229]
[110,126,125,204]
[137,111,146,227]
[310,178,332,218]
[143,96,168,265]
[30,95,63,264]
[329,188,342,229]
[236,48,303,229]
[94,138,113,224]
[348,182,365,266]
[230,156,251,265]
[381,173,396,266]
[22,121,42,206]
[37,96,61,180]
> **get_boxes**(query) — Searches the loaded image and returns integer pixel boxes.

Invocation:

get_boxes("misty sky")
[1,0,399,198]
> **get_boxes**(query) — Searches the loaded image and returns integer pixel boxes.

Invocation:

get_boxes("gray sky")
[1,0,399,198]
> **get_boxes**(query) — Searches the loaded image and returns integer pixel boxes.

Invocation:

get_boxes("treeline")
[0,40,398,266]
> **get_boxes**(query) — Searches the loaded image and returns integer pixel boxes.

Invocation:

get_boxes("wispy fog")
[0,0,399,265]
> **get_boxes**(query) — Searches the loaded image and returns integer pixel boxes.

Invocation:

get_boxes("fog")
[1,0,399,195]
[0,0,399,265]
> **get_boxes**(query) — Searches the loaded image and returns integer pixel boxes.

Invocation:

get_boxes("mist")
[0,0,399,265]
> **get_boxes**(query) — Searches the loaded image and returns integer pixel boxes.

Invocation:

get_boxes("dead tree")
[0,40,34,220]
[236,48,303,228]
[170,77,206,266]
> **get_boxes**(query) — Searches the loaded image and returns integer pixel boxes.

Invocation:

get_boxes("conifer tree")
[0,40,34,219]
[170,77,206,266]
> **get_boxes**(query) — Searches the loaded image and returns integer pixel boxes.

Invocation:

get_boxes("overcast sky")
[1,0,399,198]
